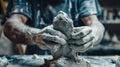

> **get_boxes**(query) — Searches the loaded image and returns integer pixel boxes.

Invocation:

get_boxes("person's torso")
[5,0,101,28]
[30,0,86,28]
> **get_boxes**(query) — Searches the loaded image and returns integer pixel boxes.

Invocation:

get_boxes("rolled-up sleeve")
[78,0,101,18]
[10,0,32,19]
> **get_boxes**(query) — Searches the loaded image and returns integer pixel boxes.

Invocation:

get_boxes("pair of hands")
[32,11,104,52]
[33,25,101,52]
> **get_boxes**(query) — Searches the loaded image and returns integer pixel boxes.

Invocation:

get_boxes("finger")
[68,34,94,46]
[42,33,67,45]
[33,35,48,49]
[45,29,67,40]
[70,39,93,52]
[42,41,61,50]
[72,27,92,39]
[34,34,60,50]
[33,34,43,45]
[73,27,84,33]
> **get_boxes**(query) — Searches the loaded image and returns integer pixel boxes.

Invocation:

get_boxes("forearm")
[3,14,41,45]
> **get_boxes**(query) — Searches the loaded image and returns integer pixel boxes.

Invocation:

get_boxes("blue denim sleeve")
[10,0,32,19]
[78,0,101,18]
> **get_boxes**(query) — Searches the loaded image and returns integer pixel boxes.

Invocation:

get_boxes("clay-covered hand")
[68,26,103,52]
[32,25,67,50]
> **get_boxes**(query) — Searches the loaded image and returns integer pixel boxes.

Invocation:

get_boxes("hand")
[68,26,103,52]
[32,25,67,50]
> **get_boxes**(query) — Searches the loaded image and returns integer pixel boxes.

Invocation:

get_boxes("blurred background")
[0,0,120,55]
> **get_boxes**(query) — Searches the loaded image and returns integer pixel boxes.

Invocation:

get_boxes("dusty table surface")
[0,55,119,67]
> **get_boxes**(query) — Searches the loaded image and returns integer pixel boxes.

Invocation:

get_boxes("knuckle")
[81,38,86,43]
[80,32,85,36]
[45,29,50,33]
[90,35,95,39]
[83,43,89,48]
